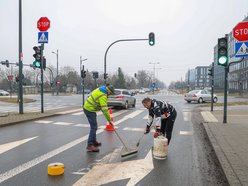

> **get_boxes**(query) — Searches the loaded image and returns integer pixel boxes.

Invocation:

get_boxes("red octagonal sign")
[233,21,248,41]
[37,17,50,32]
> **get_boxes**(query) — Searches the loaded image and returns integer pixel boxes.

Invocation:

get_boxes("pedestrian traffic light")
[104,73,108,79]
[81,70,86,78]
[217,37,228,66]
[148,32,155,46]
[33,46,42,68]
[134,73,137,78]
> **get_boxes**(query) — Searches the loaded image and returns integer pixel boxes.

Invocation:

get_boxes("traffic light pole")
[40,44,44,113]
[210,62,214,112]
[104,38,148,85]
[223,57,244,123]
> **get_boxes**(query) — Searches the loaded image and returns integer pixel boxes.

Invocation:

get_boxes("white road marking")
[53,121,74,126]
[183,112,192,121]
[35,120,53,124]
[74,124,89,127]
[56,108,83,115]
[73,150,154,186]
[0,136,38,155]
[180,131,193,135]
[201,111,218,122]
[123,127,144,132]
[72,112,83,116]
[0,110,145,183]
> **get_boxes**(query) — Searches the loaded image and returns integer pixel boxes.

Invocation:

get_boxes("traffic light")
[217,37,228,66]
[134,73,137,78]
[81,70,86,78]
[33,46,42,68]
[93,72,99,79]
[104,73,108,79]
[148,32,155,46]
[208,67,213,76]
[1,60,10,67]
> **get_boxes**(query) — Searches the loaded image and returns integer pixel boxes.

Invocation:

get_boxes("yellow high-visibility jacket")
[83,88,111,122]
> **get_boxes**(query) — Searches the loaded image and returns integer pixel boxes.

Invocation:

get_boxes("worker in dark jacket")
[142,97,177,144]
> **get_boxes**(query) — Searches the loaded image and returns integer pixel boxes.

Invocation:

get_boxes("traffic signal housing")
[208,67,213,76]
[148,32,155,46]
[217,37,228,66]
[104,73,108,79]
[93,72,99,79]
[33,46,42,68]
[81,70,86,78]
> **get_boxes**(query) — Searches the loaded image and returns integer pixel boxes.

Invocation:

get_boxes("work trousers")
[160,109,177,144]
[83,108,98,146]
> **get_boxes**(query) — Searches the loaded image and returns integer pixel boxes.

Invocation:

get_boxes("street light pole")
[52,49,59,95]
[149,62,160,82]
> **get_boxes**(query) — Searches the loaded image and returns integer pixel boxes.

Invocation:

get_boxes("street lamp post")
[80,57,88,107]
[52,49,59,95]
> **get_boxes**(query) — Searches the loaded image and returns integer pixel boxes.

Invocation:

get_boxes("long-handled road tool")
[112,127,138,158]
[136,133,145,147]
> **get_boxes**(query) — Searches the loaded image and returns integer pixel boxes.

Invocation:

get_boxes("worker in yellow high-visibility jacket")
[83,85,115,152]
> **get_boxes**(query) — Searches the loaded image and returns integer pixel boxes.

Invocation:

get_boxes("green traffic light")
[33,61,41,68]
[148,32,155,46]
[218,56,228,65]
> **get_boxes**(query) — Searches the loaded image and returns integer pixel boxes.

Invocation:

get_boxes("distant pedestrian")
[142,97,177,144]
[83,85,115,152]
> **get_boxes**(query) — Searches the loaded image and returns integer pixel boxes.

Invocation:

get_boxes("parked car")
[184,90,218,103]
[0,90,10,96]
[108,89,136,109]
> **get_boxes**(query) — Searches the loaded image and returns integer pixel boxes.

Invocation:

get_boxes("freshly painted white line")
[73,150,154,186]
[53,121,74,126]
[0,136,38,155]
[56,108,83,115]
[35,120,53,124]
[123,127,144,132]
[180,131,193,135]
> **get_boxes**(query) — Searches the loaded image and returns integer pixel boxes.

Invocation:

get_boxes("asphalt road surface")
[0,91,229,186]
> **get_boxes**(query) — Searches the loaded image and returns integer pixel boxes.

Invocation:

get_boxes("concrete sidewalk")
[201,107,248,186]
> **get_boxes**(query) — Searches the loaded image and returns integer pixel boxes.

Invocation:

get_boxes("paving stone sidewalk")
[202,107,248,186]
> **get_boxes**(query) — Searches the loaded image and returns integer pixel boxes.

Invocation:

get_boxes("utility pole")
[52,49,59,95]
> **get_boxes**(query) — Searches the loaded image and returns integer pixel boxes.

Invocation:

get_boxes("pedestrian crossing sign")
[235,41,248,57]
[38,32,49,44]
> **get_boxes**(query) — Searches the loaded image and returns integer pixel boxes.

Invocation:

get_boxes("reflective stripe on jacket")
[83,88,111,122]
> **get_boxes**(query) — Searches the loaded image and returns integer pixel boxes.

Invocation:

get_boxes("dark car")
[108,89,136,109]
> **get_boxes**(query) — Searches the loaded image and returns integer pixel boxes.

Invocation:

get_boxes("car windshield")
[114,90,121,95]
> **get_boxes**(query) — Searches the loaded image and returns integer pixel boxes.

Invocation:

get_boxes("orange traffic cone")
[105,108,115,131]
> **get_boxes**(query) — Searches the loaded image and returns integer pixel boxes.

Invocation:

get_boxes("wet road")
[0,91,229,185]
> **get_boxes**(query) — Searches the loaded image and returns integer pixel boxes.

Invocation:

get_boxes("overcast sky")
[0,0,248,86]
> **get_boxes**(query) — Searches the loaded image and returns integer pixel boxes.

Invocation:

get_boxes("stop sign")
[37,17,50,32]
[233,21,248,41]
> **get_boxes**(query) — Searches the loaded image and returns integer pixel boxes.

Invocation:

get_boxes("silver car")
[108,89,136,109]
[184,90,218,103]
[0,90,10,96]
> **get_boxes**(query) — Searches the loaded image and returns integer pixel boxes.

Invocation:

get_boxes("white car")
[184,90,218,103]
[0,90,10,96]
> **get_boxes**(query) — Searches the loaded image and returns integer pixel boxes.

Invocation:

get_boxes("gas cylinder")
[153,135,168,160]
